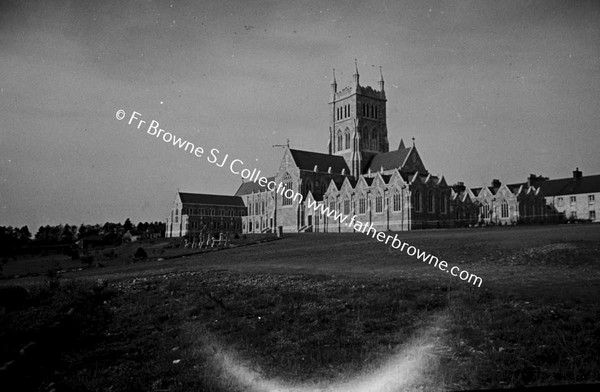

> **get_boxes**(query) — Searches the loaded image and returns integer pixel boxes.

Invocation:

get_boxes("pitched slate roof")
[234,177,275,196]
[365,147,411,172]
[528,174,600,197]
[179,192,245,207]
[290,149,350,174]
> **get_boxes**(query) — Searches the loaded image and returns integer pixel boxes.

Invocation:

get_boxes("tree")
[19,226,31,241]
[78,224,88,239]
[124,218,133,232]
[61,225,75,243]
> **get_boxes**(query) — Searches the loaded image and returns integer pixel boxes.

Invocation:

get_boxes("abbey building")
[236,64,482,234]
[166,63,558,238]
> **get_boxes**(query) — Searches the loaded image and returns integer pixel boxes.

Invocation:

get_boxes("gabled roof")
[527,174,600,197]
[290,149,350,174]
[178,192,245,207]
[234,177,275,196]
[365,147,411,173]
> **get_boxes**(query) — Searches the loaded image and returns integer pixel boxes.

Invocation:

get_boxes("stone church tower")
[328,60,389,177]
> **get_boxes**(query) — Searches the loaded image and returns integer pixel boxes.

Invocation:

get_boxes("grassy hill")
[1,224,599,391]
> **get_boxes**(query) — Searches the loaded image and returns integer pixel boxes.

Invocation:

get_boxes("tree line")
[0,219,166,251]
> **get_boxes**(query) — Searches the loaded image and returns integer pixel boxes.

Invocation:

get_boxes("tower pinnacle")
[331,68,337,94]
[378,66,385,97]
[353,59,359,86]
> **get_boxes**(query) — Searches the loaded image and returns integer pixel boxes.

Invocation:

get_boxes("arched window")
[427,191,435,213]
[501,201,509,218]
[371,129,378,150]
[375,193,383,213]
[481,202,490,219]
[344,130,350,149]
[440,193,447,214]
[414,190,422,212]
[337,130,342,152]
[320,179,328,195]
[393,189,401,211]
[358,195,366,214]
[282,173,293,206]
[329,199,336,213]
[343,197,350,215]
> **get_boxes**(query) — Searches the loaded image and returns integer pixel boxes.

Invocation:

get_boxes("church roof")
[179,192,245,207]
[234,177,275,196]
[290,149,350,174]
[365,148,411,173]
[516,174,600,197]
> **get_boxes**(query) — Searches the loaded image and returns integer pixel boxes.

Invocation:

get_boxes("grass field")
[1,224,599,391]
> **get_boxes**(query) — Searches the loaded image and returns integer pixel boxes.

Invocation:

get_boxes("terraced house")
[529,169,600,222]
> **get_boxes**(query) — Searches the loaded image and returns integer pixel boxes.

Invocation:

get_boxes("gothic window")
[344,130,350,149]
[427,192,435,213]
[393,190,401,211]
[375,193,383,213]
[359,195,366,214]
[501,201,509,218]
[362,103,366,116]
[481,203,490,219]
[414,190,422,212]
[337,131,342,152]
[282,173,293,206]
[371,129,378,150]
[320,179,328,194]
[329,199,336,213]
[343,198,350,215]
[440,193,447,214]
[375,106,378,119]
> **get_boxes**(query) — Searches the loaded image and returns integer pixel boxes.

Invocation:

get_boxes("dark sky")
[1,0,599,230]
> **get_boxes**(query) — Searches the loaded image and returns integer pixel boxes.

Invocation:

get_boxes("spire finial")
[379,66,384,81]
[412,137,416,147]
[354,58,359,75]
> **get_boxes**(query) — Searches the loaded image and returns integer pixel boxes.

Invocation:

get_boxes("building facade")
[470,179,547,225]
[165,192,246,238]
[166,64,584,237]
[236,65,461,233]
[529,169,600,222]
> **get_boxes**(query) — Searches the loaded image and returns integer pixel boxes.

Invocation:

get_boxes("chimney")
[573,167,582,180]
[453,182,466,193]
[491,179,501,189]
[527,173,548,187]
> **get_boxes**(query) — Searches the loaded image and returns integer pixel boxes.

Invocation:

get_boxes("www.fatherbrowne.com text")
[116,108,482,287]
